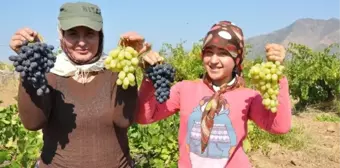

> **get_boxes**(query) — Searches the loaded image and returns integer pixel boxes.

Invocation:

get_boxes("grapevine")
[145,63,176,104]
[104,42,139,90]
[8,36,56,96]
[248,61,285,113]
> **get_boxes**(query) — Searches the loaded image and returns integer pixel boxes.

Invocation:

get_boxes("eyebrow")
[66,29,77,32]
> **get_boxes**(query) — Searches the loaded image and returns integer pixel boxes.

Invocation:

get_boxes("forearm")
[267,77,292,133]
[250,77,292,134]
[17,79,51,131]
[135,77,180,124]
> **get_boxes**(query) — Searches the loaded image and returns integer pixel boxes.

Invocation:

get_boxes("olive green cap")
[58,2,103,31]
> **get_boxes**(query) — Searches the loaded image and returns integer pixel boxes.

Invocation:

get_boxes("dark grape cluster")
[8,41,56,96]
[145,63,176,104]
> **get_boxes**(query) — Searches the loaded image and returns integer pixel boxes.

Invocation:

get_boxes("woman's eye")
[221,52,230,56]
[67,32,77,36]
[86,32,97,38]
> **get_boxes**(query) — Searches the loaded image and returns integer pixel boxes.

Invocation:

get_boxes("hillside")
[246,18,340,59]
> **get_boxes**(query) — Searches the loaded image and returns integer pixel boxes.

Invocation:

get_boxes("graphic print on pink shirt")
[186,96,237,168]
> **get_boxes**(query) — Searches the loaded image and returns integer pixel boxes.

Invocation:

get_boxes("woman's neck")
[212,75,234,87]
[72,72,97,84]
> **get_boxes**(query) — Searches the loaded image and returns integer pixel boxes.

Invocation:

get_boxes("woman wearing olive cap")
[9,2,159,168]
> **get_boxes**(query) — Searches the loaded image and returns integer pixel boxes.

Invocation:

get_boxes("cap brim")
[59,17,102,31]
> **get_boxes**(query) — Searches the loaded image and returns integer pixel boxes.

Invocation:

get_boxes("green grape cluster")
[104,46,139,89]
[248,61,285,113]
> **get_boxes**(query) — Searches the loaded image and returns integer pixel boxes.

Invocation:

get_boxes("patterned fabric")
[200,75,244,153]
[200,20,246,154]
[202,20,245,75]
[50,52,107,84]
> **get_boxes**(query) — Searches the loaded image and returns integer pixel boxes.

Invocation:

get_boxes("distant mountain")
[246,18,340,59]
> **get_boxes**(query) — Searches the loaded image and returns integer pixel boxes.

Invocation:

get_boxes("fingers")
[266,51,283,62]
[266,43,283,52]
[129,34,144,41]
[17,27,37,42]
[10,40,24,51]
[267,55,283,62]
[120,32,137,39]
[9,27,38,52]
[142,51,164,66]
[138,42,152,55]
[265,43,286,63]
[120,31,144,42]
[120,31,147,54]
[265,43,283,51]
[143,51,158,65]
[266,50,281,58]
[142,53,156,65]
[11,34,26,43]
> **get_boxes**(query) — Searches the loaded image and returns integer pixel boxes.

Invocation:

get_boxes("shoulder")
[170,79,204,94]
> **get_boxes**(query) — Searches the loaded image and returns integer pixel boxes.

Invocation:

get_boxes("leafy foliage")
[0,62,14,71]
[285,43,340,109]
[245,121,305,155]
[0,104,43,168]
[128,114,179,168]
[159,41,205,81]
[315,113,340,122]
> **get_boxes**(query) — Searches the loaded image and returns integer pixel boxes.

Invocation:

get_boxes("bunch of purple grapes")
[8,41,56,96]
[145,63,176,104]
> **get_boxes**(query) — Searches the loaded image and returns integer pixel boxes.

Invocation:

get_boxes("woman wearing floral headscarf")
[137,21,292,168]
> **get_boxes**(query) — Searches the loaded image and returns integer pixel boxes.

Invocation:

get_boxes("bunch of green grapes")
[104,46,139,89]
[248,61,285,113]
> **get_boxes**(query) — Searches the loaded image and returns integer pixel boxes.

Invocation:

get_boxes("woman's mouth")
[76,50,89,54]
[209,66,221,73]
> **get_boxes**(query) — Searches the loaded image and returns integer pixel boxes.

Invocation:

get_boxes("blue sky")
[0,0,339,62]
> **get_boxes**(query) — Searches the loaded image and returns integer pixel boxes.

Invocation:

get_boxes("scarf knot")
[200,74,245,153]
[50,52,107,83]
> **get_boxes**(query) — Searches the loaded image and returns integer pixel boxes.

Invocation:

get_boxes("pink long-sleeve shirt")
[136,77,292,168]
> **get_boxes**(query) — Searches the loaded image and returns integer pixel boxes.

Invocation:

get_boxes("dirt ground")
[0,76,18,107]
[0,78,339,168]
[249,110,340,168]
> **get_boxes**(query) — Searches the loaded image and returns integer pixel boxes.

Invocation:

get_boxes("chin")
[210,76,224,82]
[207,72,223,80]
[72,53,94,62]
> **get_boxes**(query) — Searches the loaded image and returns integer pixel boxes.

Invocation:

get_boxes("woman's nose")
[209,54,219,64]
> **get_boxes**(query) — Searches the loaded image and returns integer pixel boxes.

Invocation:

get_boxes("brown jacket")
[18,70,137,168]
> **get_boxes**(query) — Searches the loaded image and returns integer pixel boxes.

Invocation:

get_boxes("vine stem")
[28,33,45,44]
